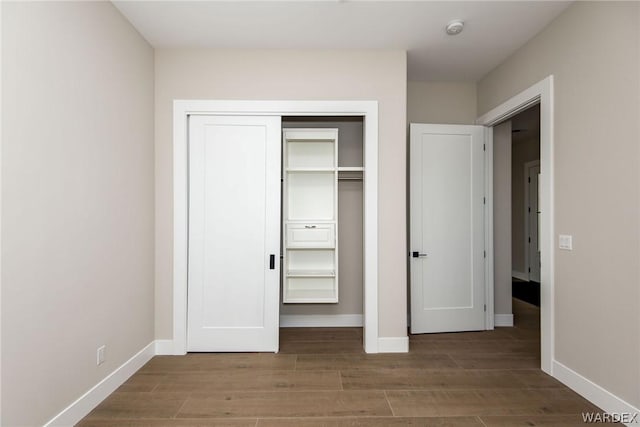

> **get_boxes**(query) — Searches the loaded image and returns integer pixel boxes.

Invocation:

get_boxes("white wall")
[1,2,155,425]
[155,49,407,339]
[478,1,640,408]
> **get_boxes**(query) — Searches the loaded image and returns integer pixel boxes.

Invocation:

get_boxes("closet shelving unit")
[282,128,341,303]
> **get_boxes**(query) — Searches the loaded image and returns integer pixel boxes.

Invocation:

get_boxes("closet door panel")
[188,115,281,352]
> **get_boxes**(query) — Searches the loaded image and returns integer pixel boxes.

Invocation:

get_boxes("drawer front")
[286,224,335,248]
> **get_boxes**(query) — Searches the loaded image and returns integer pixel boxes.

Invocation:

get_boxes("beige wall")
[1,2,155,425]
[406,81,480,321]
[478,1,640,408]
[155,49,407,338]
[407,81,477,125]
[512,131,540,275]
[281,119,363,316]
[493,121,512,316]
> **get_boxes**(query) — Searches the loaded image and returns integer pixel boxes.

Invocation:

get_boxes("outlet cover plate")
[559,234,573,250]
[97,345,106,366]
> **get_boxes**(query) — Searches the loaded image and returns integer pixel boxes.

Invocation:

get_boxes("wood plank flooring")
[78,300,614,426]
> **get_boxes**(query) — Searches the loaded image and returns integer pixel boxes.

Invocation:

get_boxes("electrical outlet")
[97,345,106,366]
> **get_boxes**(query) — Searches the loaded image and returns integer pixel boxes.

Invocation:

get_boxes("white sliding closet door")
[188,115,281,352]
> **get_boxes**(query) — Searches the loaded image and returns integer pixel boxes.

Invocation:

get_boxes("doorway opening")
[494,105,541,309]
[279,116,365,352]
[512,105,541,306]
[477,75,554,375]
[492,105,542,365]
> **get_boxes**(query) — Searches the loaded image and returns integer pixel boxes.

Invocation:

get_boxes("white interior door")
[410,124,486,334]
[188,115,281,352]
[527,163,541,282]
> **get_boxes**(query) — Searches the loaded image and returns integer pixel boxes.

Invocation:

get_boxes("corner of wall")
[378,336,409,353]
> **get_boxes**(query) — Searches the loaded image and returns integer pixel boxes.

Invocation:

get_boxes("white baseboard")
[154,339,175,355]
[512,270,529,281]
[377,336,409,353]
[494,313,514,327]
[553,360,640,425]
[44,341,155,427]
[279,314,363,327]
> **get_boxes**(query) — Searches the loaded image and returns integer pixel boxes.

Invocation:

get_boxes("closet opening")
[279,116,365,351]
[173,100,379,354]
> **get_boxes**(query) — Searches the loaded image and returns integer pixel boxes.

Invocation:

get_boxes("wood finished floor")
[78,300,613,426]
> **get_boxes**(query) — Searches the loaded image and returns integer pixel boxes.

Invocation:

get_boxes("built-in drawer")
[286,224,335,248]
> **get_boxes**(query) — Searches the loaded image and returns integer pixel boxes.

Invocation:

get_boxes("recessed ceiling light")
[446,20,464,36]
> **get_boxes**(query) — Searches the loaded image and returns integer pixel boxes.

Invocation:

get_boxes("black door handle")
[269,254,275,270]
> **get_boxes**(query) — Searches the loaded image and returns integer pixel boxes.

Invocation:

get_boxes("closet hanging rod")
[338,177,363,181]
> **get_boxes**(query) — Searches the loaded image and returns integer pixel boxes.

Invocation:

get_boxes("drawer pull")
[304,225,317,229]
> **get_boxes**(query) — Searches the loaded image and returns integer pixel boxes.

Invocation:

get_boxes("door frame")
[172,100,379,354]
[524,160,541,282]
[477,76,555,374]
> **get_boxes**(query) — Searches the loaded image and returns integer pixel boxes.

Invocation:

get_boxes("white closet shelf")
[283,129,338,141]
[284,289,338,303]
[285,220,335,224]
[286,269,336,278]
[285,245,335,250]
[286,168,335,172]
[337,166,364,171]
[283,127,339,304]
[286,138,336,142]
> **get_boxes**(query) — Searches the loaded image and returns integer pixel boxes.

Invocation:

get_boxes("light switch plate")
[559,234,573,250]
